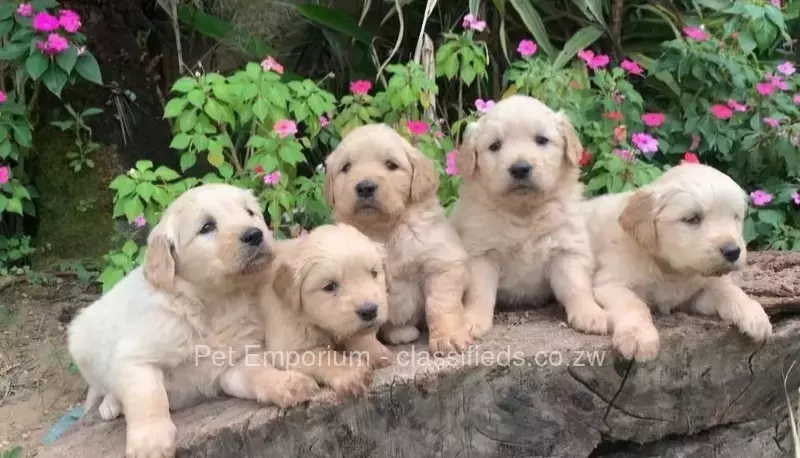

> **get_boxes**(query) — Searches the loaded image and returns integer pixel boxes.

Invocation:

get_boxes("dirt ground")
[0,278,97,457]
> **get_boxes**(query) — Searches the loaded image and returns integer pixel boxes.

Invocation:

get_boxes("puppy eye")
[198,221,216,234]
[322,282,339,293]
[488,140,502,152]
[534,135,549,146]
[341,162,352,173]
[246,209,255,217]
[682,214,703,225]
[385,160,399,171]
[370,268,378,278]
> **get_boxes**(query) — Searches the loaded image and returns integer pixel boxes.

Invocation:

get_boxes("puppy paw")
[735,304,772,342]
[612,323,660,362]
[382,325,420,345]
[253,370,320,408]
[464,311,493,339]
[429,326,474,355]
[99,394,122,421]
[125,418,177,458]
[567,306,609,335]
[325,361,373,398]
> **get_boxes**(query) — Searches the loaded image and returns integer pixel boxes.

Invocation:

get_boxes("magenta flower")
[405,120,428,136]
[766,73,789,91]
[794,94,800,105]
[517,40,537,58]
[0,91,6,104]
[631,132,658,157]
[16,3,33,17]
[260,56,284,75]
[726,99,747,112]
[776,61,795,76]
[0,165,9,185]
[319,115,329,127]
[682,26,709,42]
[791,191,800,206]
[577,49,609,69]
[474,99,495,114]
[641,112,665,127]
[763,117,779,128]
[461,14,486,32]
[613,148,634,162]
[33,12,59,32]
[264,171,281,186]
[445,151,458,176]
[273,119,297,138]
[133,215,146,228]
[620,59,644,75]
[349,80,372,96]
[756,82,775,96]
[58,9,81,33]
[770,0,781,6]
[37,33,69,55]
[750,190,772,206]
[710,104,733,120]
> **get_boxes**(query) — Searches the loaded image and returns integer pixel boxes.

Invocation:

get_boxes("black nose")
[355,180,377,198]
[720,244,741,263]
[240,227,264,247]
[508,161,532,180]
[355,303,378,321]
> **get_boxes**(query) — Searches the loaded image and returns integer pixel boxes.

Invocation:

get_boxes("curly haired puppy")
[582,163,773,361]
[323,124,474,354]
[450,95,608,338]
[68,184,319,458]
[261,223,392,397]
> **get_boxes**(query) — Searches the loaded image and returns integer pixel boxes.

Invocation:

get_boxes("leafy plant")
[50,104,103,172]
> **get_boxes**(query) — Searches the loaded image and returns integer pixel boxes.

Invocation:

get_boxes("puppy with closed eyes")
[323,123,474,354]
[68,184,319,458]
[582,163,772,361]
[261,223,392,397]
[450,95,608,338]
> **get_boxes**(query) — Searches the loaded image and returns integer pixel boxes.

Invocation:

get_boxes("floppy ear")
[618,190,658,252]
[556,111,582,167]
[143,222,176,291]
[456,122,478,179]
[407,144,439,203]
[322,157,335,207]
[272,261,302,310]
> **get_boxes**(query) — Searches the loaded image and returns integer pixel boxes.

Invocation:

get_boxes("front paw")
[125,418,177,458]
[429,325,474,355]
[254,370,320,408]
[464,310,493,339]
[735,301,772,342]
[567,303,609,335]
[325,360,373,398]
[99,394,122,421]
[612,321,660,362]
[382,325,420,345]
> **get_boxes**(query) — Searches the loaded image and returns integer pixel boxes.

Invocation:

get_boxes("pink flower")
[766,73,788,91]
[32,12,59,32]
[756,82,775,96]
[577,49,609,69]
[763,117,779,128]
[517,40,537,58]
[641,113,665,127]
[133,215,146,228]
[0,166,9,185]
[405,120,428,136]
[434,131,444,138]
[613,125,627,143]
[710,104,733,120]
[620,59,644,75]
[16,3,33,17]
[319,115,329,127]
[474,99,495,114]
[682,152,700,164]
[578,150,592,167]
[613,148,634,162]
[37,33,69,55]
[260,56,284,75]
[791,191,800,206]
[350,80,372,96]
[794,94,800,105]
[273,119,297,138]
[445,151,458,176]
[682,26,709,42]
[750,190,772,206]
[461,14,486,32]
[0,91,6,104]
[604,111,624,122]
[770,0,781,7]
[264,171,281,185]
[58,9,81,33]
[727,99,747,112]
[777,61,795,76]
[254,165,265,174]
[631,132,658,157]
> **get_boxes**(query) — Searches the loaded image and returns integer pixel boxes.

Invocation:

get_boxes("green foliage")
[49,105,103,172]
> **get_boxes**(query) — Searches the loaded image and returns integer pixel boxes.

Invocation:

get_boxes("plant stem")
[27,82,41,116]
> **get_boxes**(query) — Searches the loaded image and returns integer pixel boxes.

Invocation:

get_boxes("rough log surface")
[40,252,800,458]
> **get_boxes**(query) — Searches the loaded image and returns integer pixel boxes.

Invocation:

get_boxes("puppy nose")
[240,227,264,247]
[720,243,741,263]
[508,161,532,180]
[355,303,378,322]
[355,180,378,198]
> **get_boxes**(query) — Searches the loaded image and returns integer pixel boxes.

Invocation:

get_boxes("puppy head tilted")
[618,163,748,276]
[457,95,582,201]
[272,223,389,341]
[324,124,438,227]
[144,183,273,292]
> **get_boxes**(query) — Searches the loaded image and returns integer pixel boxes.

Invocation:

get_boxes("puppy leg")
[283,348,373,398]
[425,262,474,354]
[549,253,608,335]
[343,333,394,368]
[462,256,500,339]
[382,280,422,345]
[99,393,122,420]
[694,276,772,342]
[116,365,176,458]
[595,283,660,361]
[220,359,319,408]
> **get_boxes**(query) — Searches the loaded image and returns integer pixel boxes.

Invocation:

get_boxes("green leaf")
[136,182,156,202]
[99,267,125,292]
[164,98,189,118]
[11,123,32,148]
[204,99,226,123]
[737,29,757,54]
[0,19,12,38]
[253,97,270,121]
[552,26,604,70]
[0,3,15,20]
[25,52,49,80]
[41,66,68,98]
[123,196,144,221]
[508,0,556,56]
[176,5,277,61]
[154,166,181,181]
[81,108,104,117]
[758,209,784,228]
[172,76,198,93]
[187,89,205,107]
[293,4,374,45]
[218,162,234,179]
[180,152,197,171]
[207,148,225,168]
[136,160,154,172]
[55,46,79,74]
[109,175,136,196]
[74,52,103,85]
[6,197,24,214]
[764,5,785,30]
[169,132,191,150]
[122,240,138,257]
[0,42,28,60]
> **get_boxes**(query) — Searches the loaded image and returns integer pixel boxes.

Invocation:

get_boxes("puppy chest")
[638,279,706,313]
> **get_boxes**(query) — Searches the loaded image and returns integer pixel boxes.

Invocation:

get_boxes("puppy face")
[457,95,582,199]
[272,224,389,341]
[619,164,748,276]
[144,184,273,292]
[324,124,438,226]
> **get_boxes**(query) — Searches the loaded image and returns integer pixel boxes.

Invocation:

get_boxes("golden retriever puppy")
[323,124,474,354]
[582,163,773,361]
[450,95,608,338]
[68,184,319,458]
[261,223,392,397]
